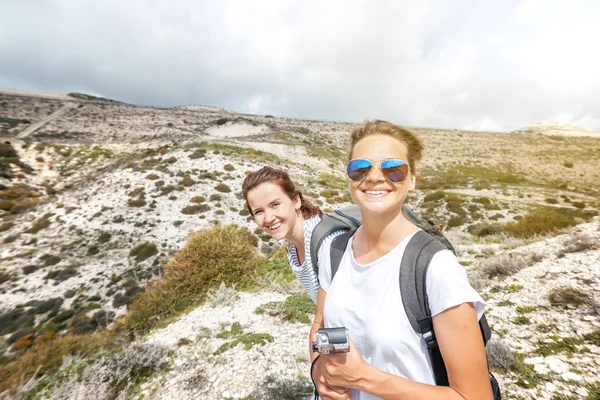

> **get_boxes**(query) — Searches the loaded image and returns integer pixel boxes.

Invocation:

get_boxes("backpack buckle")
[422,330,438,349]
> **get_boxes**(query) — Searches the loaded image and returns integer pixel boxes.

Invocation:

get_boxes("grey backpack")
[329,230,501,399]
[309,204,455,275]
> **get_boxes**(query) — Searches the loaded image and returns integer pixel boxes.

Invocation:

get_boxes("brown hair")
[348,120,424,172]
[242,166,322,219]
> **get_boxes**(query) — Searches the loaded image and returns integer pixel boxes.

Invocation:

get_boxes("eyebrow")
[252,198,281,214]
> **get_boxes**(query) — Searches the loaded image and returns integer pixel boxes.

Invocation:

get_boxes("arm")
[309,286,325,361]
[321,303,493,400]
[311,286,352,400]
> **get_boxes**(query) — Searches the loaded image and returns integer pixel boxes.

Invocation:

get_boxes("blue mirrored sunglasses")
[346,158,410,183]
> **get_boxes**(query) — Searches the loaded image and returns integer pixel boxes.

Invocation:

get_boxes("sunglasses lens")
[381,159,409,183]
[347,159,373,181]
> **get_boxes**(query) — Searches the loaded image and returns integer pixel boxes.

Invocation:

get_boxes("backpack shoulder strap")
[400,230,449,385]
[310,213,356,273]
[329,230,355,281]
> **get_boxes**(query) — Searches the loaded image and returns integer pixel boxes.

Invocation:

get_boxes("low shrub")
[127,199,146,207]
[224,164,235,172]
[481,251,542,278]
[0,221,14,232]
[181,204,210,214]
[502,209,577,238]
[548,286,596,309]
[180,175,196,187]
[129,242,158,262]
[423,191,445,202]
[24,216,51,234]
[190,196,206,203]
[486,339,514,371]
[124,225,265,334]
[0,331,114,395]
[561,232,599,253]
[468,223,503,237]
[145,173,159,180]
[214,183,231,193]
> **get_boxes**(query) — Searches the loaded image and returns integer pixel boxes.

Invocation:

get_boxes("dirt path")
[16,102,78,139]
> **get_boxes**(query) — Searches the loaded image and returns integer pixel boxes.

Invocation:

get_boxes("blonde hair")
[348,120,424,172]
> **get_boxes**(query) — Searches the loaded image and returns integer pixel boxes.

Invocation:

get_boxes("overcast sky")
[1,0,599,132]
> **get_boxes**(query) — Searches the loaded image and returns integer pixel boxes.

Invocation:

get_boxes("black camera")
[311,327,350,355]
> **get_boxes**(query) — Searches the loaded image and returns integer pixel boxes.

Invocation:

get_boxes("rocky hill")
[1,89,599,399]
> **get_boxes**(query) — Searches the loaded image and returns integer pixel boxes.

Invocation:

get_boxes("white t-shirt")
[318,231,486,400]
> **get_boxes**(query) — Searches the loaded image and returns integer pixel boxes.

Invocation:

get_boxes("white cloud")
[0,0,598,132]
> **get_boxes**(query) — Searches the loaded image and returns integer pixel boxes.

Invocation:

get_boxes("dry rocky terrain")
[1,89,599,399]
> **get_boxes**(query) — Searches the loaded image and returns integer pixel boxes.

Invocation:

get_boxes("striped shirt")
[287,215,346,303]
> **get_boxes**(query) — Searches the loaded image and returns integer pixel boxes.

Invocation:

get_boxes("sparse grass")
[583,330,600,346]
[181,204,209,214]
[548,286,596,309]
[255,293,315,324]
[251,374,314,400]
[561,232,599,253]
[0,331,115,395]
[214,323,274,355]
[481,251,543,278]
[513,316,531,325]
[502,208,577,238]
[534,335,584,357]
[124,225,264,334]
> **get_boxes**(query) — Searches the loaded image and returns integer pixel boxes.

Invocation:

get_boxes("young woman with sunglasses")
[242,166,352,400]
[311,120,492,400]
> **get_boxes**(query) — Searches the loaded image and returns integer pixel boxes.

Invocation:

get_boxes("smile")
[267,221,282,230]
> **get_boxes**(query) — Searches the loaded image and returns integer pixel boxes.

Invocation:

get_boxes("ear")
[294,193,302,210]
[406,172,416,192]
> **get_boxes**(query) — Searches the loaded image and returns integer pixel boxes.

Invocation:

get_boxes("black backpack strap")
[329,230,355,281]
[400,230,449,386]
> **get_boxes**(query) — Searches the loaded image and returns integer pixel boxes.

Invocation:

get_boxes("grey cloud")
[1,0,599,132]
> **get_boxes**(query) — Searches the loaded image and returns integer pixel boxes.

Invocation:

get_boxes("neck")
[287,215,305,250]
[356,207,413,249]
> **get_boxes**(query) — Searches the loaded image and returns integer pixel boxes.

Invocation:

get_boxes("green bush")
[181,204,209,214]
[423,191,445,202]
[125,225,265,334]
[468,223,503,237]
[563,162,574,168]
[215,183,231,193]
[129,242,158,262]
[502,209,576,238]
[224,164,235,172]
[180,175,196,187]
[128,199,146,207]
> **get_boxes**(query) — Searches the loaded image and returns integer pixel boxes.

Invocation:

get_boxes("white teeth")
[365,191,387,195]
[269,222,282,230]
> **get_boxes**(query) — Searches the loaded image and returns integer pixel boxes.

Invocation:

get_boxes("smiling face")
[349,134,416,215]
[246,181,302,241]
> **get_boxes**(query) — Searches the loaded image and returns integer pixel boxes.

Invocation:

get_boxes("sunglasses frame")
[346,158,412,184]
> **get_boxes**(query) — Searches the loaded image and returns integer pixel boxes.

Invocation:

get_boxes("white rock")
[561,372,583,382]
[524,356,544,365]
[576,387,589,397]
[534,363,550,375]
[544,382,556,392]
[546,357,569,373]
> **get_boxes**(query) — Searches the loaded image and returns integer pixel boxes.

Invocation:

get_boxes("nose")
[364,162,385,182]
[263,208,276,223]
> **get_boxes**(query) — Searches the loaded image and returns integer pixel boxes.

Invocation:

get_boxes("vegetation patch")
[129,242,158,262]
[548,286,596,309]
[502,207,588,238]
[254,293,315,324]
[214,183,231,193]
[24,214,52,234]
[127,199,146,207]
[214,323,274,355]
[181,204,210,214]
[124,225,265,334]
[0,331,115,395]
[534,335,584,357]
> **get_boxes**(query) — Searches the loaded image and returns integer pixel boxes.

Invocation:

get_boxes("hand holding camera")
[312,327,350,355]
